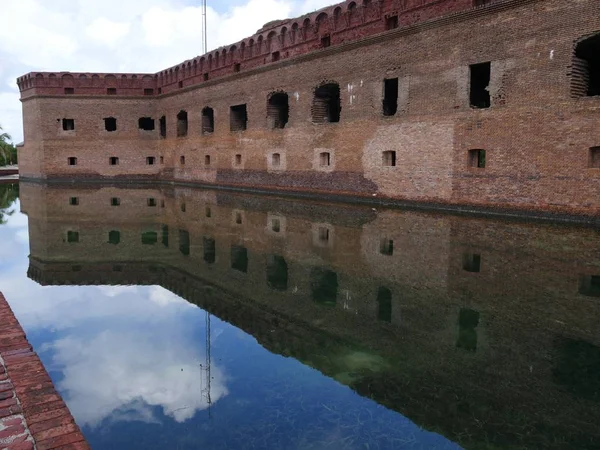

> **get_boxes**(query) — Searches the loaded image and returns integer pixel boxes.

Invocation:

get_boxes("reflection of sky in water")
[0,199,460,449]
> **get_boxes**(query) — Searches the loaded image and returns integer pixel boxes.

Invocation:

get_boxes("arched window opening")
[573,33,600,97]
[267,92,289,129]
[177,110,188,137]
[202,107,214,134]
[312,83,341,123]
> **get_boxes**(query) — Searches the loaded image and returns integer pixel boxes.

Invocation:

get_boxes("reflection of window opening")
[67,231,79,243]
[463,253,481,272]
[203,237,216,264]
[231,245,248,272]
[311,268,338,306]
[179,229,190,256]
[161,225,169,247]
[457,308,480,352]
[142,231,158,245]
[379,239,393,255]
[377,287,392,322]
[579,275,600,297]
[108,230,120,245]
[267,255,288,291]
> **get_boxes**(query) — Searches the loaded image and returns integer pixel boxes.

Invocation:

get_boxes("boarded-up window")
[267,93,289,129]
[230,104,248,131]
[312,83,341,123]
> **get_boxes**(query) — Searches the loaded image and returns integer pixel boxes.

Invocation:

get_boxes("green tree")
[0,125,17,166]
[0,183,19,224]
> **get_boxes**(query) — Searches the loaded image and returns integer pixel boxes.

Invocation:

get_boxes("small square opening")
[147,198,157,207]
[383,151,396,167]
[62,119,75,131]
[64,88,74,95]
[319,152,331,167]
[111,197,120,206]
[144,88,154,96]
[104,117,117,132]
[272,51,281,62]
[579,275,600,297]
[146,156,156,165]
[234,63,241,73]
[463,253,481,273]
[68,157,77,166]
[380,239,393,255]
[321,36,331,48]
[468,149,486,168]
[386,15,399,30]
[235,154,242,166]
[180,155,185,165]
[67,231,79,243]
[272,153,281,166]
[109,157,119,166]
[205,155,211,166]
[107,88,117,95]
[69,197,79,206]
[318,227,330,242]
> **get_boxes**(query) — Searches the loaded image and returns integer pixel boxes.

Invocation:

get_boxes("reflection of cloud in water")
[49,327,228,426]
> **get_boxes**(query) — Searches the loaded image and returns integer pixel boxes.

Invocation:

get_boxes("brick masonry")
[0,293,89,450]
[15,0,600,219]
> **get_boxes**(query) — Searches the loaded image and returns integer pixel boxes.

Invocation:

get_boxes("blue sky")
[0,0,336,143]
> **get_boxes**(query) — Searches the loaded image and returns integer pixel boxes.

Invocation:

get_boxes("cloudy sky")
[0,0,335,143]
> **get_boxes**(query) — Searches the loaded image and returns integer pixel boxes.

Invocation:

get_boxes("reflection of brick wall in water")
[20,182,600,448]
[16,0,600,217]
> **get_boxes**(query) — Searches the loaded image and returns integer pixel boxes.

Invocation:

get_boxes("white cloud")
[0,0,339,142]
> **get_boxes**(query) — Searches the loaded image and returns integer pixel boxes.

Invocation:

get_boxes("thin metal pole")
[202,0,208,54]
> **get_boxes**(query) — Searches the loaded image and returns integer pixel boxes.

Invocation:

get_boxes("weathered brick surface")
[0,293,90,450]
[15,0,600,218]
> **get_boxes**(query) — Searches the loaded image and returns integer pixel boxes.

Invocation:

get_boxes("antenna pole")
[202,0,208,54]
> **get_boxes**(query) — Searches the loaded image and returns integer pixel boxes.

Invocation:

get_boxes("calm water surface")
[1,182,599,449]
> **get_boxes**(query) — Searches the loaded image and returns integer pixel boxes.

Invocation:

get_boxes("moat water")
[1,182,600,449]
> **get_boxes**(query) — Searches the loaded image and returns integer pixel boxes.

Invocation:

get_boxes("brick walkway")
[0,293,89,450]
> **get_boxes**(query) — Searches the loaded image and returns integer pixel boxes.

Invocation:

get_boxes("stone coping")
[0,293,89,450]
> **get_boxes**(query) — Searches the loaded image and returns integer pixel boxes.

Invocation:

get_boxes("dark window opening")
[158,87,162,94]
[386,15,398,30]
[468,149,486,168]
[104,117,117,132]
[177,110,188,137]
[68,157,77,166]
[146,156,156,165]
[573,34,600,97]
[205,155,211,166]
[271,218,281,233]
[579,275,600,297]
[383,78,398,116]
[161,225,169,247]
[205,206,212,218]
[319,152,331,167]
[108,230,120,245]
[181,202,186,212]
[383,151,396,167]
[109,156,119,166]
[470,62,491,108]
[235,212,243,224]
[111,197,120,206]
[178,81,183,89]
[590,147,600,168]
[321,36,330,48]
[553,338,600,402]
[64,88,74,95]
[159,116,167,138]
[473,0,492,5]
[113,265,123,272]
[380,239,393,256]
[142,231,158,245]
[179,229,190,256]
[318,226,330,243]
[311,267,338,306]
[230,104,248,131]
[160,156,164,164]
[144,88,154,95]
[147,197,156,207]
[457,308,480,352]
[180,155,185,165]
[463,253,481,273]
[272,153,281,166]
[267,255,288,291]
[312,83,341,123]
[231,245,248,272]
[272,51,280,62]
[202,107,215,134]
[377,287,392,322]
[267,93,289,129]
[62,119,75,131]
[138,117,155,131]
[107,88,117,95]
[235,154,242,166]
[69,197,79,206]
[203,73,209,81]
[203,237,216,264]
[67,231,79,243]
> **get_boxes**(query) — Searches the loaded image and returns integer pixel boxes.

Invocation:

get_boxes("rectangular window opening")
[202,107,215,134]
[272,218,281,233]
[321,36,330,48]
[234,63,241,73]
[267,93,289,129]
[180,155,185,165]
[178,81,183,89]
[142,231,158,245]
[230,104,248,131]
[463,253,481,273]
[468,149,486,168]
[68,157,77,166]
[159,116,167,138]
[272,153,281,166]
[144,88,154,96]
[179,229,190,256]
[383,78,399,116]
[109,156,119,166]
[67,231,79,243]
[380,239,393,256]
[205,206,212,218]
[573,34,600,97]
[104,117,117,132]
[469,62,491,109]
[107,88,117,95]
[383,151,396,167]
[177,110,188,137]
[147,198,157,207]
[203,73,209,81]
[205,155,211,166]
[146,156,156,165]
[386,15,399,30]
[203,237,216,264]
[64,88,74,95]
[62,119,75,131]
[231,245,248,273]
[589,147,600,168]
[69,197,79,206]
[235,154,242,166]
[138,117,155,131]
[312,83,341,123]
[272,51,281,62]
[111,197,120,206]
[319,152,331,167]
[579,275,600,297]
